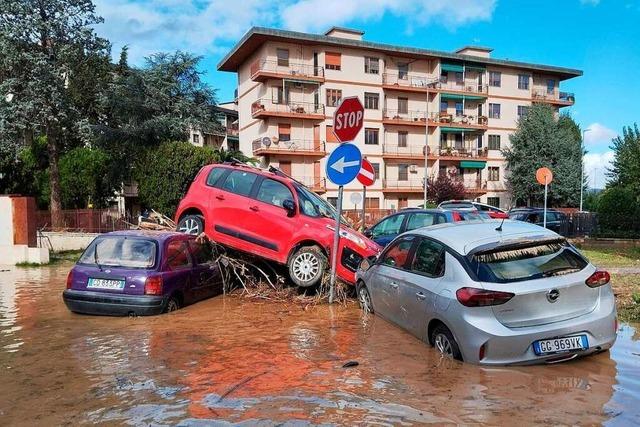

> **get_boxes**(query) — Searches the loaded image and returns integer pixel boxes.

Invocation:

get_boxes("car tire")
[357,283,373,314]
[288,246,326,288]
[431,324,463,361]
[177,214,204,235]
[164,296,181,313]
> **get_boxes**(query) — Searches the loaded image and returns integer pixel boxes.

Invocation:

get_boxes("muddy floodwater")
[1,264,639,426]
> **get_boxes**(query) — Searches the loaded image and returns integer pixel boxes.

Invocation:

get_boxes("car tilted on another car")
[63,231,222,316]
[175,163,380,288]
[356,220,617,365]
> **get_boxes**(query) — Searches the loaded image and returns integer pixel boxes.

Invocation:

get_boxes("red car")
[175,163,381,287]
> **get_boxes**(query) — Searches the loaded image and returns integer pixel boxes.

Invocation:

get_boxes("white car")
[355,220,617,365]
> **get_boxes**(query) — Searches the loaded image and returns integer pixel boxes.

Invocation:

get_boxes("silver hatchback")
[355,221,617,365]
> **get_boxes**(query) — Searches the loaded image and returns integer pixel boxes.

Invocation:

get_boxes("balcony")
[382,179,425,193]
[251,99,325,120]
[296,176,327,194]
[382,73,439,93]
[430,112,488,130]
[250,59,324,83]
[382,109,432,127]
[382,143,433,160]
[432,80,489,97]
[436,145,489,161]
[252,138,326,157]
[532,89,575,106]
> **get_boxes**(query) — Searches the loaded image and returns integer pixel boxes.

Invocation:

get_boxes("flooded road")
[1,264,639,425]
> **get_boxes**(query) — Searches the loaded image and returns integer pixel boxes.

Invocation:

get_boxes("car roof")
[411,220,559,255]
[102,230,190,242]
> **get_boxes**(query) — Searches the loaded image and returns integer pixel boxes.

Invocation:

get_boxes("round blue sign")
[326,143,362,186]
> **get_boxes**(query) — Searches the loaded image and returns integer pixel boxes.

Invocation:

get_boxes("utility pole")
[580,128,591,212]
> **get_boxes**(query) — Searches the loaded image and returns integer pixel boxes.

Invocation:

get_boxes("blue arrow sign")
[326,143,362,186]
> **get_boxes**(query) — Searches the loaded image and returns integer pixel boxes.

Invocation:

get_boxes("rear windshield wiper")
[542,267,581,277]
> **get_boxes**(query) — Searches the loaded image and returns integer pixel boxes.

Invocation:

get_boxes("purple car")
[63,230,222,316]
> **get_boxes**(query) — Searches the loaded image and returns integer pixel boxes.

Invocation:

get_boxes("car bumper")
[62,289,167,316]
[336,242,380,285]
[451,287,617,365]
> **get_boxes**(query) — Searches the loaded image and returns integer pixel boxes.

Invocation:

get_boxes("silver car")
[355,220,617,365]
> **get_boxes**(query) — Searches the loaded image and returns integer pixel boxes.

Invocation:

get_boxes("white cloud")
[583,122,618,147]
[583,151,614,189]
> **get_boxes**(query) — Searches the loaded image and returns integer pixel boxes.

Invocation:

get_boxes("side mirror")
[359,254,379,271]
[363,228,373,238]
[283,199,296,217]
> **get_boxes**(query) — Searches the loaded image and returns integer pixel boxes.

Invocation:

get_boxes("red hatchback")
[175,163,381,287]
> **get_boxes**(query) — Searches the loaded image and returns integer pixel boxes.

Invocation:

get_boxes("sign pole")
[543,177,548,229]
[361,185,366,232]
[329,185,344,304]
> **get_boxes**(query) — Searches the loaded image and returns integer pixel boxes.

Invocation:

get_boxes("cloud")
[94,0,497,63]
[583,151,614,189]
[583,123,618,147]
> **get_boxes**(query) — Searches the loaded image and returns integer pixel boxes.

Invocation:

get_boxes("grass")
[15,249,83,268]
[611,274,640,323]
[578,246,640,269]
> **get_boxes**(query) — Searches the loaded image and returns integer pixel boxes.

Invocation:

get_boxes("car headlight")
[326,225,367,249]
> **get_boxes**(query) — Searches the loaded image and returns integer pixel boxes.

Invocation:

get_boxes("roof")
[324,26,365,36]
[455,45,494,53]
[212,105,238,117]
[412,220,559,255]
[218,27,582,80]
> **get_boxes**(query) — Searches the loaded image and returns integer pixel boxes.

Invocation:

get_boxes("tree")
[608,123,640,194]
[426,175,466,204]
[596,186,640,238]
[502,104,582,207]
[59,147,118,209]
[0,0,111,227]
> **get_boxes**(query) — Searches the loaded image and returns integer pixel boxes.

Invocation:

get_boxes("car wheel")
[431,324,463,361]
[357,283,373,314]
[288,246,326,288]
[177,214,204,235]
[164,297,180,313]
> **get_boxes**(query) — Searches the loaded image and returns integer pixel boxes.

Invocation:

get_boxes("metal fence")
[559,212,599,238]
[37,209,134,233]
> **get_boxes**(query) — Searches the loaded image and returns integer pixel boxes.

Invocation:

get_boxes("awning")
[440,93,486,101]
[284,78,320,86]
[441,62,464,73]
[440,126,482,133]
[460,160,487,169]
[464,64,486,72]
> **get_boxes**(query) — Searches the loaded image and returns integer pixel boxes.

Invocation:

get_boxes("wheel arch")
[287,239,328,263]
[177,207,205,222]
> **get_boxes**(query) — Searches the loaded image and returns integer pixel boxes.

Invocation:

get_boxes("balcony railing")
[252,138,326,155]
[250,59,324,81]
[251,99,325,118]
[532,88,575,104]
[437,145,489,159]
[382,108,429,124]
[434,80,489,95]
[382,73,439,90]
[382,144,427,158]
[226,126,239,137]
[430,112,488,127]
[296,176,327,192]
[382,180,425,192]
[438,174,488,193]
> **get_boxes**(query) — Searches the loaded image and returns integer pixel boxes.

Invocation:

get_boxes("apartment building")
[189,103,240,151]
[217,26,581,210]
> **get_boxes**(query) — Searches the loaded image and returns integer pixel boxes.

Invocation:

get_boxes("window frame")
[377,235,416,270]
[364,56,380,74]
[165,238,193,271]
[517,74,530,90]
[364,92,379,110]
[517,105,530,119]
[488,103,501,119]
[488,166,500,181]
[487,197,500,208]
[489,71,501,87]
[488,135,501,150]
[365,128,379,145]
[398,131,408,148]
[546,79,556,94]
[276,48,289,67]
[398,164,409,181]
[325,52,342,70]
[254,177,294,209]
[219,170,260,197]
[371,213,407,240]
[397,97,409,114]
[408,237,446,278]
[326,88,342,107]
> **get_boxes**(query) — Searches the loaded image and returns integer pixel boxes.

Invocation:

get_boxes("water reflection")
[0,264,638,425]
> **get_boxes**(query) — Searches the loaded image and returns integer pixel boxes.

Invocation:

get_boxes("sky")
[93,0,640,189]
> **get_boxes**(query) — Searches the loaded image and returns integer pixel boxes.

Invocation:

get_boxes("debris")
[131,210,177,231]
[342,361,359,368]
[217,371,268,402]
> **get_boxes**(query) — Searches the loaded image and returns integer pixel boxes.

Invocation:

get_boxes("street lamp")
[580,128,591,212]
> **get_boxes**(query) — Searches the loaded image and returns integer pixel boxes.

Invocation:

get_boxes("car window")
[380,237,414,268]
[411,239,445,277]
[188,239,213,265]
[372,214,405,238]
[206,167,227,187]
[477,204,491,211]
[220,170,258,197]
[78,237,157,269]
[546,212,558,222]
[166,240,192,270]
[528,213,541,223]
[406,213,436,231]
[256,178,293,208]
[441,202,473,210]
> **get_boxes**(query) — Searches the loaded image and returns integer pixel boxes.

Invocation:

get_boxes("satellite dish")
[262,136,271,147]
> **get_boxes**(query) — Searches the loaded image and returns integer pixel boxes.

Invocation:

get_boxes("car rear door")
[164,238,195,304]
[187,238,222,300]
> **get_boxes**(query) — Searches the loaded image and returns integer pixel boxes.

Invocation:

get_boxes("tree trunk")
[47,126,64,229]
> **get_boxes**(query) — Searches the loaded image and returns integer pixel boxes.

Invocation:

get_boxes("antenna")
[495,217,505,232]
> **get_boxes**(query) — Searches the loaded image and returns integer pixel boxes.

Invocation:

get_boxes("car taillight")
[66,271,74,289]
[145,276,163,295]
[456,287,515,307]
[585,270,610,288]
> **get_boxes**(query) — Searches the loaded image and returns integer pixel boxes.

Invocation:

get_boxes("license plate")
[533,335,588,355]
[87,278,125,290]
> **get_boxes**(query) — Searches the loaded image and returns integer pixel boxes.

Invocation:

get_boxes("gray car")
[355,220,617,365]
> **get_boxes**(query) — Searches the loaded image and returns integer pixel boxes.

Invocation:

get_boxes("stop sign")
[357,159,375,186]
[333,96,364,142]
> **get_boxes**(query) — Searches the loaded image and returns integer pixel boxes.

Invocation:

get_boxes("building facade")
[189,103,240,151]
[218,27,581,210]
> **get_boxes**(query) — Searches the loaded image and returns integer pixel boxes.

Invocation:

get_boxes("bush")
[59,147,117,209]
[595,186,640,238]
[426,175,466,204]
[135,141,221,217]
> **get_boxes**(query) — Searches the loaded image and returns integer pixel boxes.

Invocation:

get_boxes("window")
[326,125,339,143]
[166,240,191,270]
[206,167,226,187]
[398,62,408,79]
[372,215,407,239]
[325,52,341,70]
[398,97,408,114]
[365,128,379,145]
[410,239,445,277]
[455,102,463,117]
[256,178,293,208]
[454,133,463,149]
[278,123,291,142]
[398,164,409,181]
[274,86,290,104]
[488,166,500,181]
[380,236,413,268]
[364,92,379,110]
[455,72,464,85]
[372,162,380,179]
[407,213,442,231]
[398,197,408,209]
[364,57,379,74]
[547,79,555,94]
[276,48,289,67]
[517,105,530,119]
[489,71,501,87]
[192,133,200,144]
[365,197,380,208]
[517,74,530,90]
[326,89,342,107]
[398,131,408,147]
[487,197,500,208]
[79,237,156,269]
[488,103,501,119]
[221,170,258,196]
[188,239,213,265]
[488,135,501,150]
[440,101,448,113]
[440,133,448,149]
[477,134,483,148]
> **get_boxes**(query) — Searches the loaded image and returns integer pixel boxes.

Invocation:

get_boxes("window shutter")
[325,52,341,67]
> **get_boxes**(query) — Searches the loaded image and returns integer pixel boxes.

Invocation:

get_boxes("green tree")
[503,104,582,207]
[59,147,117,209]
[0,0,111,227]
[607,123,640,194]
[596,186,640,238]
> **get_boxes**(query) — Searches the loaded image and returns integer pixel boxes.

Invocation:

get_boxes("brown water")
[0,264,639,426]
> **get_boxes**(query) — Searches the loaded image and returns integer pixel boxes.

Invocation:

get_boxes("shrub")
[595,186,640,238]
[59,147,117,209]
[426,175,466,204]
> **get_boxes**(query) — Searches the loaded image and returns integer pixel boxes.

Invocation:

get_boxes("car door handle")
[215,195,225,201]
[249,205,259,212]
[390,282,399,289]
[416,292,426,301]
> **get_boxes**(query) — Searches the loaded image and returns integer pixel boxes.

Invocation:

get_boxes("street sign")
[326,143,362,186]
[350,192,363,205]
[333,97,364,142]
[536,167,553,185]
[357,159,376,186]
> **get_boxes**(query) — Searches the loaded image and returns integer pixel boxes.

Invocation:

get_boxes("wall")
[41,232,98,252]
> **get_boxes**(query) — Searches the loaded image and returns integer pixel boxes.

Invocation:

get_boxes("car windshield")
[78,236,157,269]
[469,241,587,283]
[294,184,350,226]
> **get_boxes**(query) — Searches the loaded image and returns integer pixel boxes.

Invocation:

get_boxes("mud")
[1,264,639,425]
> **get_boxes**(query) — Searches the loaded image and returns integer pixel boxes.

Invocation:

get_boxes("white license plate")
[533,335,588,355]
[87,278,125,290]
